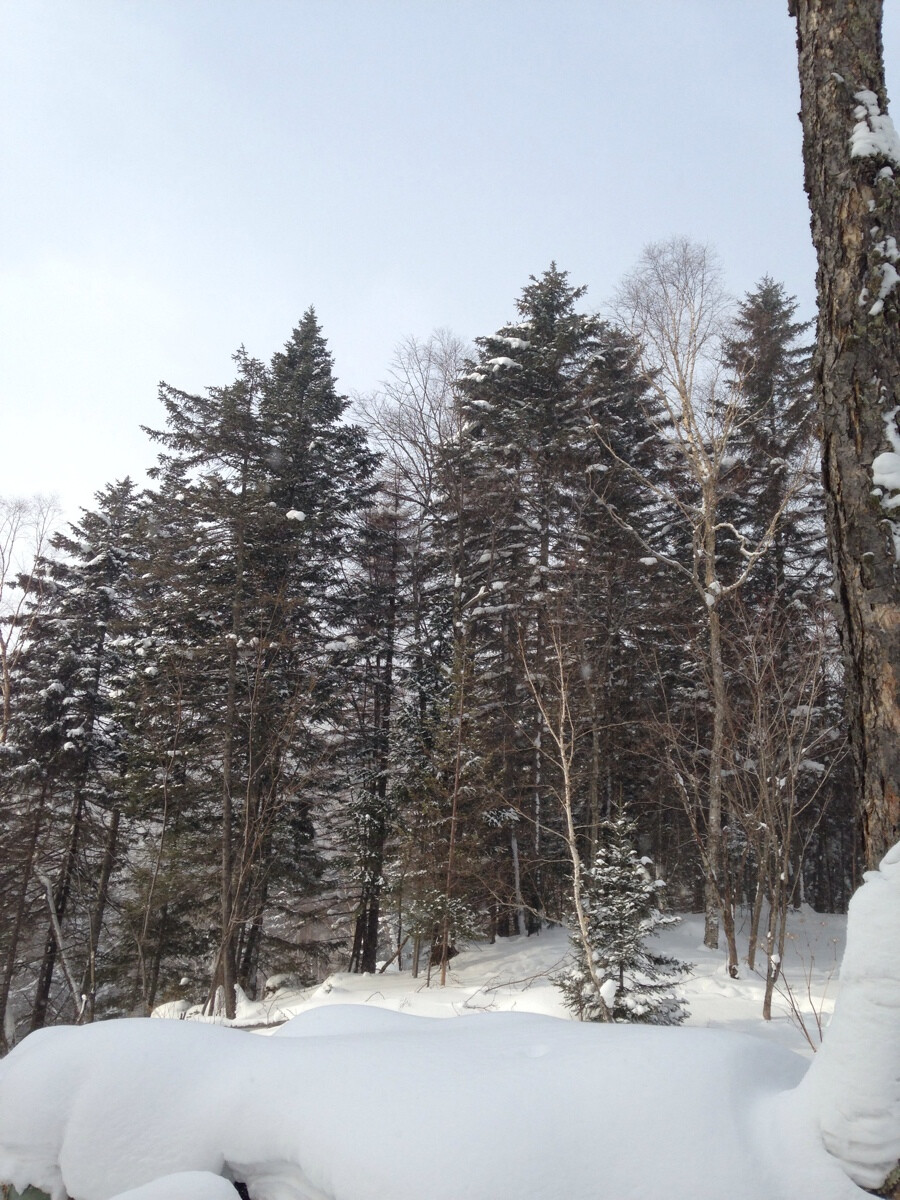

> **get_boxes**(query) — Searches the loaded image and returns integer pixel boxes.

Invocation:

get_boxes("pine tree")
[141,314,376,1014]
[719,281,849,930]
[451,265,664,931]
[339,495,405,973]
[721,278,819,600]
[557,814,690,1025]
[0,480,144,1035]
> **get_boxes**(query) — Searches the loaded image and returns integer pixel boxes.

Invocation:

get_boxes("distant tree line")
[0,247,858,1044]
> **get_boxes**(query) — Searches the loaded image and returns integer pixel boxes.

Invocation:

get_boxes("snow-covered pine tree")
[338,494,406,974]
[720,278,819,602]
[141,315,377,1015]
[0,479,144,1035]
[452,265,669,931]
[558,813,690,1025]
[718,281,851,930]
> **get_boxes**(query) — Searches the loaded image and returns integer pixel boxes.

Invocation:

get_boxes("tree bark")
[792,0,900,868]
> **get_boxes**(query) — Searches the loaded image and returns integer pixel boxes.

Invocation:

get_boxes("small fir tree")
[558,815,690,1025]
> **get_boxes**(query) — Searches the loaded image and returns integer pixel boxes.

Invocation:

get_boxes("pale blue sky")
[3,2,899,514]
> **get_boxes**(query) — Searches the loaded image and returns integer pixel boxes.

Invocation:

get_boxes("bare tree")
[521,618,612,1021]
[356,330,468,521]
[724,600,845,1016]
[791,0,900,869]
[0,494,58,744]
[0,494,58,1049]
[612,239,807,971]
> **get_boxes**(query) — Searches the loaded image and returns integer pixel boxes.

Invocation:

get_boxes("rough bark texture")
[792,0,900,868]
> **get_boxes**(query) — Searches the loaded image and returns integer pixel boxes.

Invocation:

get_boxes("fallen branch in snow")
[476,956,571,994]
[378,935,410,974]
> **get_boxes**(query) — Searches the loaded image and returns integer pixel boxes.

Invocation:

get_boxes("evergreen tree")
[451,265,665,931]
[721,277,819,600]
[0,480,144,1035]
[718,281,848,924]
[141,313,376,1014]
[557,814,690,1025]
[339,495,405,973]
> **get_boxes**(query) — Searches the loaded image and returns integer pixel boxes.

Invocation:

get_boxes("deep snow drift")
[2,850,898,1200]
[0,1010,863,1200]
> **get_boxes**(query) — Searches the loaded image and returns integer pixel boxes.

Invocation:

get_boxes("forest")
[0,238,859,1041]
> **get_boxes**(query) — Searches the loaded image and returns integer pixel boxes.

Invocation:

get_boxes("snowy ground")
[3,893,892,1200]
[159,905,845,1061]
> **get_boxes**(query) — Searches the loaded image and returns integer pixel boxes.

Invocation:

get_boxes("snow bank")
[109,1173,239,1200]
[0,1006,866,1200]
[800,841,900,1189]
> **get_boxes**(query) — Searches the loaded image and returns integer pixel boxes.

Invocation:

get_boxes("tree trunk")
[792,0,900,868]
[0,794,45,1049]
[704,601,726,952]
[214,464,249,1021]
[29,794,84,1031]
[83,807,119,1022]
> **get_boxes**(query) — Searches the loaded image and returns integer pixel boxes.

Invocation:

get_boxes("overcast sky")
[3,1,899,517]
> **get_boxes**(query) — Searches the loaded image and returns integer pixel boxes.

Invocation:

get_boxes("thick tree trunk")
[792,0,900,868]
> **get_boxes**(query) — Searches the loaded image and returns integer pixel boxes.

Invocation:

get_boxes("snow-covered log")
[800,840,900,1190]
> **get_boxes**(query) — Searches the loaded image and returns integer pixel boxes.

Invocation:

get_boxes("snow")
[850,89,900,165]
[872,407,900,556]
[109,1174,239,1200]
[599,977,618,1008]
[867,261,900,316]
[0,1011,861,1200]
[873,449,900,491]
[285,510,305,522]
[799,841,900,1189]
[484,356,521,370]
[0,901,881,1200]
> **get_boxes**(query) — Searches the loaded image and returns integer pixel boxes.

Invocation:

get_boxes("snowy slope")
[162,906,845,1060]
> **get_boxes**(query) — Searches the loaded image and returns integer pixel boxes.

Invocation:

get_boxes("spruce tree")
[452,265,665,931]
[1,480,144,1034]
[557,814,690,1025]
[142,314,376,1014]
[721,278,819,600]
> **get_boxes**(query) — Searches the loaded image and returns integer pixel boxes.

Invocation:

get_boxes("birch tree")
[614,239,806,971]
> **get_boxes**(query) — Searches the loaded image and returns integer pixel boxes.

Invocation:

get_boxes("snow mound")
[0,1011,866,1200]
[109,1172,239,1200]
[800,841,900,1189]
[272,1004,439,1038]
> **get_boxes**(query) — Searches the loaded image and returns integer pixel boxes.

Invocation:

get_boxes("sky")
[2,1,900,518]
